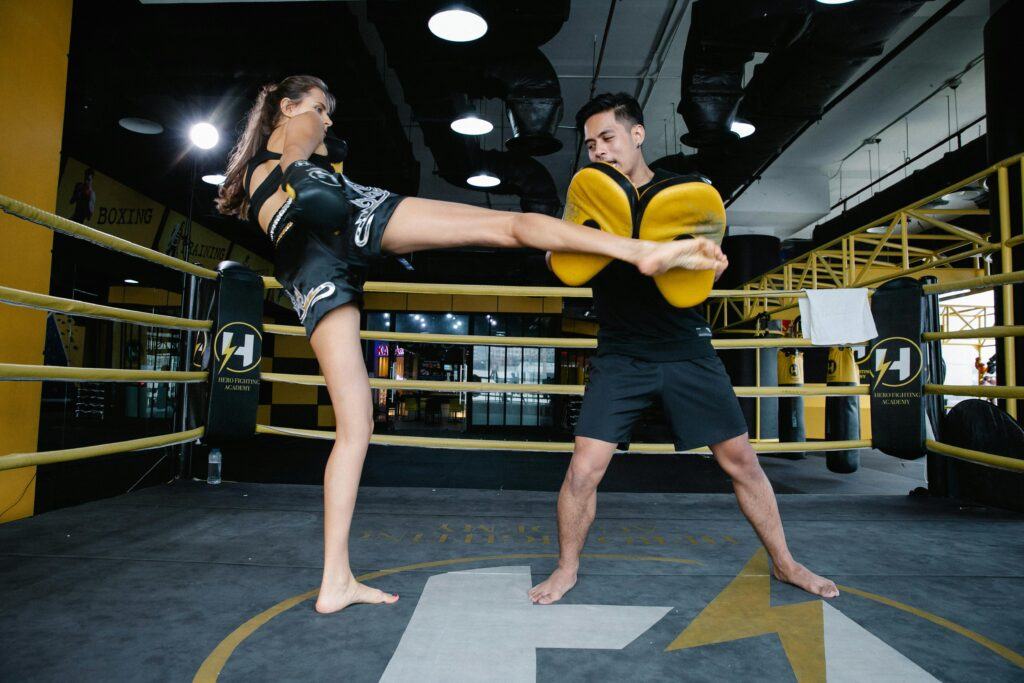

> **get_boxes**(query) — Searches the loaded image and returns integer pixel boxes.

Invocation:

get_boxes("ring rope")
[0,427,205,472]
[267,324,820,350]
[922,269,1024,295]
[0,194,218,280]
[263,277,592,297]
[263,277,823,299]
[255,424,870,454]
[0,284,211,331]
[925,439,1024,474]
[922,325,1023,341]
[3,195,1017,300]
[262,371,869,397]
[924,384,1024,399]
[0,363,207,384]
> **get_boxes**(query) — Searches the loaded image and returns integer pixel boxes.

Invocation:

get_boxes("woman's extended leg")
[380,197,723,275]
[308,303,398,614]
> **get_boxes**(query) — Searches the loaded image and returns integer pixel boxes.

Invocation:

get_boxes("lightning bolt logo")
[666,549,825,681]
[874,349,894,391]
[219,344,239,374]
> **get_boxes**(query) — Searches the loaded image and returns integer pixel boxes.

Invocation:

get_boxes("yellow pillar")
[0,0,73,522]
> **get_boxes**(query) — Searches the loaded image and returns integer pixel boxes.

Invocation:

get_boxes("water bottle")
[207,448,222,485]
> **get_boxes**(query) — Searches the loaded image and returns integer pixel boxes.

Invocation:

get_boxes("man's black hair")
[575,92,644,134]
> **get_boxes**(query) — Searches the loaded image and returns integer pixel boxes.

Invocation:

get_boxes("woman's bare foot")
[315,577,399,614]
[636,237,723,276]
[528,567,578,605]
[773,560,840,599]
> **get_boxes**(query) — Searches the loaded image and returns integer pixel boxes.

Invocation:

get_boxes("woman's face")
[281,88,333,130]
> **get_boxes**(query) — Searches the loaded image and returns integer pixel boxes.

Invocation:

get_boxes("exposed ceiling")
[64,0,992,273]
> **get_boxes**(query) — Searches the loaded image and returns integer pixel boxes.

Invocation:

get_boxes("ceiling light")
[202,173,226,185]
[816,0,856,4]
[119,117,163,135]
[428,7,488,42]
[467,172,500,188]
[451,115,493,136]
[730,119,755,138]
[189,122,219,150]
[124,278,139,285]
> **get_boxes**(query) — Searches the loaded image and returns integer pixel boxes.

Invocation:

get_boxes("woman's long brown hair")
[216,75,335,220]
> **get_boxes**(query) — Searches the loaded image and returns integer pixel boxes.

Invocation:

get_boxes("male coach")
[530,93,838,604]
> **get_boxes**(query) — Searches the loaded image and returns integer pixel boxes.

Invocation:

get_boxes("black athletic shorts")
[271,176,406,337]
[575,353,749,452]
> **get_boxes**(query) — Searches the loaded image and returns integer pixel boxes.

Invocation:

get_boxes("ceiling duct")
[485,50,564,156]
[367,0,569,207]
[479,149,562,214]
[655,0,931,198]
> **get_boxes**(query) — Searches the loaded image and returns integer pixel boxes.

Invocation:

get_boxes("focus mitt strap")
[549,162,636,286]
[638,177,726,308]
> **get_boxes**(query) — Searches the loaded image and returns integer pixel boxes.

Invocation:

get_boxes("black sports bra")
[244,149,333,226]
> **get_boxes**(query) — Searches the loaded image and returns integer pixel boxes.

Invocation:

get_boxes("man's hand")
[713,251,729,282]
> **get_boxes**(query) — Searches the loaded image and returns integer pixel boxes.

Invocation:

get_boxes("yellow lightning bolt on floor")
[666,548,825,682]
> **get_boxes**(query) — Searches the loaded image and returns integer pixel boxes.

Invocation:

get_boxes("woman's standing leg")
[308,303,398,613]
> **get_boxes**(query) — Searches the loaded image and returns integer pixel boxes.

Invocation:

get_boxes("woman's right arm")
[279,111,325,171]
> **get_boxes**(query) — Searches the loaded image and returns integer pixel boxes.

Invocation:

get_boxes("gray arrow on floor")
[380,565,672,682]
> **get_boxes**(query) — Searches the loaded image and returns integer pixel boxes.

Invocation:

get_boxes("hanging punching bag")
[826,346,861,473]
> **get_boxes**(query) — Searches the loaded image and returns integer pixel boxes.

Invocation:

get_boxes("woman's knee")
[334,416,374,445]
[507,212,538,248]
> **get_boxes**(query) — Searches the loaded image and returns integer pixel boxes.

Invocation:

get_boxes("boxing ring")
[2,192,1024,681]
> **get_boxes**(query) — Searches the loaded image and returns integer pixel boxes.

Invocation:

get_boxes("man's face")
[583,110,644,175]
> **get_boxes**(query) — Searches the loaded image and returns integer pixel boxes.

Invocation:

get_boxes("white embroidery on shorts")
[344,176,391,248]
[286,282,336,323]
[268,197,293,244]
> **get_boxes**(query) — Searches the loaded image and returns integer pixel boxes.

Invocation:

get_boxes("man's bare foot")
[528,567,578,605]
[773,560,840,599]
[636,237,722,276]
[315,578,399,614]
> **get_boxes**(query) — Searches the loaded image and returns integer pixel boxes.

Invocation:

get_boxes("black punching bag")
[825,346,860,473]
[777,349,806,459]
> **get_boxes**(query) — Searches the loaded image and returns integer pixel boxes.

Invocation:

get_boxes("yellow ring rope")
[922,325,1023,341]
[922,269,1024,295]
[0,194,217,279]
[0,284,210,331]
[924,384,1024,399]
[262,371,869,397]
[0,428,205,472]
[265,323,819,350]
[255,424,870,454]
[0,363,206,383]
[263,277,819,299]
[925,439,1024,473]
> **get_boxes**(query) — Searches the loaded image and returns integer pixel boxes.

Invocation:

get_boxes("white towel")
[798,289,878,346]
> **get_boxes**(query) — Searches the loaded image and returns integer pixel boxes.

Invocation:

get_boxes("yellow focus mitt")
[550,162,727,308]
[639,176,726,308]
[548,163,636,286]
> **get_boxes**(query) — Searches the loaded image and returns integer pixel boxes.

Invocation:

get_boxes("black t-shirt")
[590,167,715,361]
